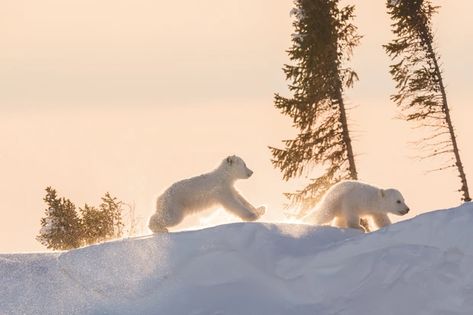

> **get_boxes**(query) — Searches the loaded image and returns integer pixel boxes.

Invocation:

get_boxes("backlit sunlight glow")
[1,0,473,313]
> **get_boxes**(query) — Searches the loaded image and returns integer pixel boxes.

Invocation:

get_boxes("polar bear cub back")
[303,180,410,231]
[148,155,265,233]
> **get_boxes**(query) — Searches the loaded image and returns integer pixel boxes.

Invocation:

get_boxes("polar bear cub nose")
[247,169,254,177]
[399,207,410,215]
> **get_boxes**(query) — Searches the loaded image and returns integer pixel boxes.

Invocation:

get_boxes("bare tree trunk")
[335,83,358,180]
[426,40,471,202]
[339,101,358,180]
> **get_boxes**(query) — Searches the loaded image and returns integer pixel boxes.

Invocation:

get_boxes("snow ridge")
[1,203,473,315]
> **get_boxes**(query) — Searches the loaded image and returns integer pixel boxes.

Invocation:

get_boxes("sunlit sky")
[1,0,472,252]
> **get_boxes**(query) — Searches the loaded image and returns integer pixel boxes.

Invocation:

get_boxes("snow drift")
[2,203,473,315]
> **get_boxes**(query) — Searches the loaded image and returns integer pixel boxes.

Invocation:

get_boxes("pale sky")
[1,0,472,252]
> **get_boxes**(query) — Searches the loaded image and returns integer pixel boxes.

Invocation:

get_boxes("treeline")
[271,0,470,215]
[37,187,137,250]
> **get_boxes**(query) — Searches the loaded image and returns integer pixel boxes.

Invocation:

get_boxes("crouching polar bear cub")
[303,180,410,231]
[149,155,266,233]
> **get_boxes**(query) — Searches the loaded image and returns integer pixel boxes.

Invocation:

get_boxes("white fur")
[303,180,410,231]
[148,155,265,233]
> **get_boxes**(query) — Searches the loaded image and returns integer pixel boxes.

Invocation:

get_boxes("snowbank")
[2,203,473,315]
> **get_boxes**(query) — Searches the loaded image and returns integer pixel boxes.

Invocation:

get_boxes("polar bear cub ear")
[379,189,386,198]
[226,156,234,166]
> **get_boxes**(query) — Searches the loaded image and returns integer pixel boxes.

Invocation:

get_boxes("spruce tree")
[80,204,108,245]
[81,193,124,245]
[38,189,126,249]
[37,187,83,250]
[270,0,361,214]
[99,192,124,239]
[384,0,470,202]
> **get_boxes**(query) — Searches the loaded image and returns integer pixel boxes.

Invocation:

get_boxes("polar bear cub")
[303,180,410,231]
[148,155,266,233]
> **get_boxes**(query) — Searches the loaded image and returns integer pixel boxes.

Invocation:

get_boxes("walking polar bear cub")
[303,180,410,231]
[149,155,266,233]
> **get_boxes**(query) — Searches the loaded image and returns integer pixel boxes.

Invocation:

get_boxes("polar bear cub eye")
[396,200,401,204]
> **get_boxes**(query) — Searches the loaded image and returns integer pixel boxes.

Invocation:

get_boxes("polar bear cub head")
[220,155,254,180]
[379,188,410,216]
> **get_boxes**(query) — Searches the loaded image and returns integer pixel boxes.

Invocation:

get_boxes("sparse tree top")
[384,0,470,202]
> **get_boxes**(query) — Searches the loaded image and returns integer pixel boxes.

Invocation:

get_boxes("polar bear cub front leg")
[372,213,391,228]
[234,189,266,217]
[220,190,265,221]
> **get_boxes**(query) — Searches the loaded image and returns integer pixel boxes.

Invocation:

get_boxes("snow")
[2,203,473,314]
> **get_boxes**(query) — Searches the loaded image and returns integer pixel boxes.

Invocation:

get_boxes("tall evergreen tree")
[270,0,361,214]
[384,0,470,202]
[37,187,83,250]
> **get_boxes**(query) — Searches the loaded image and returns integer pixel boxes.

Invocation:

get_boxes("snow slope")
[2,203,473,315]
